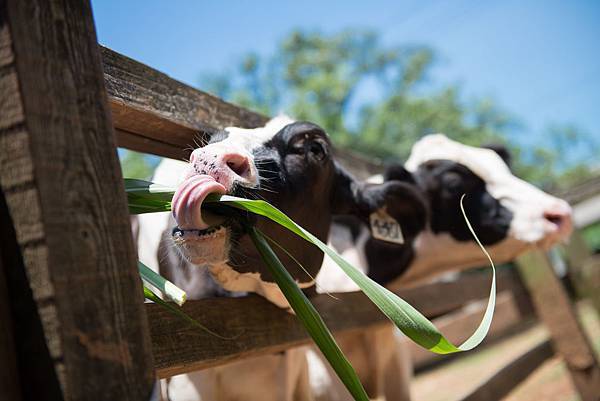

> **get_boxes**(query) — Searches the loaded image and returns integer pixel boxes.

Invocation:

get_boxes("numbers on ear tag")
[369,208,404,244]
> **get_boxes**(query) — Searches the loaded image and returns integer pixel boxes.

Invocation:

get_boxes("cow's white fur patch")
[220,114,295,152]
[316,226,369,294]
[209,263,315,309]
[405,134,511,179]
[366,174,384,184]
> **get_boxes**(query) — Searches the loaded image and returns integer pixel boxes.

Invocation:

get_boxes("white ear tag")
[369,208,404,244]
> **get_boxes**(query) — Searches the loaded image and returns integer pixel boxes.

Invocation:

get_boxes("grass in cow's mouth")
[125,178,497,401]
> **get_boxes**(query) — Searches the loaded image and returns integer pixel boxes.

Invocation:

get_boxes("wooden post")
[0,1,155,400]
[565,230,592,269]
[516,250,600,401]
[564,230,600,315]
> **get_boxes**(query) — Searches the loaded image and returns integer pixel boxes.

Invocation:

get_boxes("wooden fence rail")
[2,1,599,400]
[149,270,523,378]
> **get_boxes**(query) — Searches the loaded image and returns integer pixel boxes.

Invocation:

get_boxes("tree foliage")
[200,29,597,191]
[120,150,157,180]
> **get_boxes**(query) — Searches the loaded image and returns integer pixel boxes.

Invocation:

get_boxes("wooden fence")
[1,1,599,400]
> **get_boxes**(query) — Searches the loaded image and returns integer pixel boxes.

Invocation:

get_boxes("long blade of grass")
[249,227,369,401]
[125,178,495,353]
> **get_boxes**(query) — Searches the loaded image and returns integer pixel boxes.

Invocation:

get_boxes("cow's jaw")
[172,225,230,266]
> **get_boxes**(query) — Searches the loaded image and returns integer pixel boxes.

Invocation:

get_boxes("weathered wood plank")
[516,250,600,401]
[0,1,154,400]
[149,269,521,377]
[459,338,554,401]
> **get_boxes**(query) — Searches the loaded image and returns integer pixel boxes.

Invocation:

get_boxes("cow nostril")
[225,156,250,178]
[544,211,564,226]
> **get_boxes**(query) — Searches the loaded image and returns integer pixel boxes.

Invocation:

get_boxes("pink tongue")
[172,175,227,230]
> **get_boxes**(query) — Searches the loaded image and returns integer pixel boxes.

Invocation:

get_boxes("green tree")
[120,150,156,180]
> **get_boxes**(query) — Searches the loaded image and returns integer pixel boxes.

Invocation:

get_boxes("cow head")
[170,116,427,306]
[380,134,573,286]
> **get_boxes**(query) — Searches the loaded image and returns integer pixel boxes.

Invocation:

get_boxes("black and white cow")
[136,116,427,401]
[310,134,573,401]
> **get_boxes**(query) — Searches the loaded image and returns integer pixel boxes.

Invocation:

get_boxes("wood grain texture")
[0,1,154,400]
[459,338,554,401]
[101,46,383,178]
[516,250,600,401]
[149,269,521,378]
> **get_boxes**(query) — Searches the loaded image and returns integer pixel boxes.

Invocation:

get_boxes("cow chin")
[172,226,231,266]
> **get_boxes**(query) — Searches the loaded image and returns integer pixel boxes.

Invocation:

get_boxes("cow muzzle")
[170,147,258,265]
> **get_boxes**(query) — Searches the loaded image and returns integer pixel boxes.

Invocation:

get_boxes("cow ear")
[331,164,428,241]
[482,143,512,168]
[384,163,416,184]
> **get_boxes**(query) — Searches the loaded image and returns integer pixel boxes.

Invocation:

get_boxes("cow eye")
[308,141,326,161]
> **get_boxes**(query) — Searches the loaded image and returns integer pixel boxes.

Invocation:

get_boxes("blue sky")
[91,0,600,151]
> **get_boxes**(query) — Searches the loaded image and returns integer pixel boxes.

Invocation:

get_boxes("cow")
[135,116,427,401]
[309,134,573,401]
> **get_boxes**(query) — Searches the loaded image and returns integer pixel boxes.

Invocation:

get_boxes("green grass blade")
[249,227,369,401]
[139,261,187,306]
